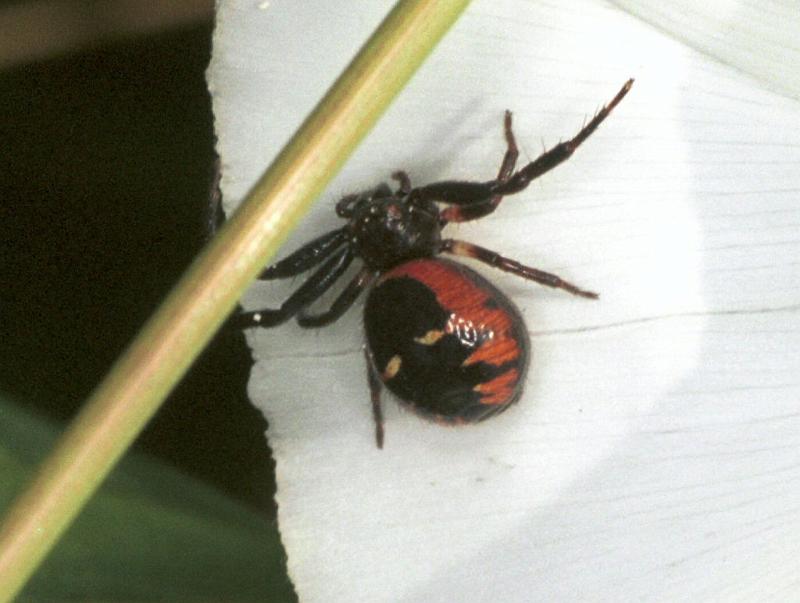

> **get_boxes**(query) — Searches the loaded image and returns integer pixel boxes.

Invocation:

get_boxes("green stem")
[0,1,471,599]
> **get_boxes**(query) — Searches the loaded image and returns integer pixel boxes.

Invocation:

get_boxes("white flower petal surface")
[612,0,800,100]
[209,1,800,601]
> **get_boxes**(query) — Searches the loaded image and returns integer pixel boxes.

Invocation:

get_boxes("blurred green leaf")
[0,395,295,602]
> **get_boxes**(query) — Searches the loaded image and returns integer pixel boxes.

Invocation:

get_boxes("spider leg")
[489,79,633,197]
[391,171,412,195]
[440,110,519,223]
[296,268,377,328]
[259,228,348,280]
[440,239,598,299]
[410,80,633,221]
[364,348,385,449]
[232,248,354,329]
[496,110,520,180]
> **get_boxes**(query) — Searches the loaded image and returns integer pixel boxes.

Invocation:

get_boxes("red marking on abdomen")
[382,259,523,373]
[474,368,519,404]
[463,337,518,367]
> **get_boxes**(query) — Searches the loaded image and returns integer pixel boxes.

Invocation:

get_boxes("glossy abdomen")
[364,258,530,422]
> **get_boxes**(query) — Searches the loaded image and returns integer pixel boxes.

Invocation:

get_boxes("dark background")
[0,10,290,598]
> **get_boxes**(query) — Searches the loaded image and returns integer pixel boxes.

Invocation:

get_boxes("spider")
[233,79,633,447]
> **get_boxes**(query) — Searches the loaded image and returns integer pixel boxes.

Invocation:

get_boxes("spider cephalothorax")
[342,183,441,270]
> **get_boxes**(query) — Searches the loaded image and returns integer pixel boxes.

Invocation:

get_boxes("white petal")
[612,0,800,99]
[210,1,800,601]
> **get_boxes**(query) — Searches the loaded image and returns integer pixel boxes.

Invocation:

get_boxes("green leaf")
[0,396,294,602]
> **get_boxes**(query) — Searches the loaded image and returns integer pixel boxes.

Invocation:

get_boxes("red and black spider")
[234,79,633,447]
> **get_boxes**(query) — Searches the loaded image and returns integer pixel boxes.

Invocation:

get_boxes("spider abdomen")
[364,258,530,422]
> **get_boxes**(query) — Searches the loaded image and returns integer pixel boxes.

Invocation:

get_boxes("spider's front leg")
[490,79,632,198]
[391,170,412,195]
[408,110,518,224]
[438,110,519,223]
[409,80,633,223]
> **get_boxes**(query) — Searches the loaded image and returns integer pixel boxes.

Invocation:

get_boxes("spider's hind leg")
[364,348,385,449]
[441,239,598,299]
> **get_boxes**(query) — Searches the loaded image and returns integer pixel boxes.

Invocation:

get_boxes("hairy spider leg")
[410,79,633,220]
[490,78,632,197]
[440,239,598,299]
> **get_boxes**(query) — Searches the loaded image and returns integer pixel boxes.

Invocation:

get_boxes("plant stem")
[0,0,471,599]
